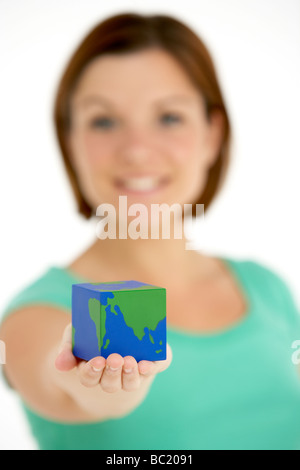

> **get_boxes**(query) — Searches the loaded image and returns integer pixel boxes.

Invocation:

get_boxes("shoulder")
[230,256,296,299]
[228,256,300,324]
[1,266,73,323]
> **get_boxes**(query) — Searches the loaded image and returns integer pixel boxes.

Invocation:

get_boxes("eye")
[160,113,182,125]
[89,116,115,129]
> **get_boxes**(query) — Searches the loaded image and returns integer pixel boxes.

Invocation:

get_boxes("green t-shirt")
[1,257,300,450]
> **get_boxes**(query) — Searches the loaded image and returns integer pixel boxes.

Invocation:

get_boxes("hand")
[55,323,172,393]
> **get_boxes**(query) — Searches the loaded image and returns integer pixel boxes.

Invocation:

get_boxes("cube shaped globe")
[72,280,167,362]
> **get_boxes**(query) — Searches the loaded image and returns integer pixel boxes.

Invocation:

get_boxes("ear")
[206,109,226,168]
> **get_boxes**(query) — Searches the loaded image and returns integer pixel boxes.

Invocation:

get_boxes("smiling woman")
[54,13,230,220]
[1,11,300,451]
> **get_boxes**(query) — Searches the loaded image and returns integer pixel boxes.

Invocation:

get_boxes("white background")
[0,0,299,450]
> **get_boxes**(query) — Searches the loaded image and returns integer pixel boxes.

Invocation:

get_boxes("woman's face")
[68,48,223,217]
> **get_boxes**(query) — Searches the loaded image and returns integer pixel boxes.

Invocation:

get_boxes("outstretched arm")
[0,306,172,422]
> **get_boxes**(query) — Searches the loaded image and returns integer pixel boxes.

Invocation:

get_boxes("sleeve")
[0,267,72,326]
[247,259,300,336]
[275,273,300,332]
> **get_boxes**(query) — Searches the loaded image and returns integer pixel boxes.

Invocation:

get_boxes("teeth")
[121,177,161,191]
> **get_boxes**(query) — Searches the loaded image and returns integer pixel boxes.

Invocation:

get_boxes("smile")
[115,176,169,194]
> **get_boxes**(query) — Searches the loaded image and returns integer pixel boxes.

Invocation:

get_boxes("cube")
[72,280,167,362]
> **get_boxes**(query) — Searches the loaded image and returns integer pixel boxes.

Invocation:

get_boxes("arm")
[0,306,172,422]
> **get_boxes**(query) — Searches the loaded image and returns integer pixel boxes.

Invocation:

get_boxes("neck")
[88,233,210,289]
[69,212,214,288]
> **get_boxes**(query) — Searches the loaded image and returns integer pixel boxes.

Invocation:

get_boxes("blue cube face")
[72,280,167,362]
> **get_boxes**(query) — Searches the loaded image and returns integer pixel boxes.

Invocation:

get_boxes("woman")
[1,12,300,450]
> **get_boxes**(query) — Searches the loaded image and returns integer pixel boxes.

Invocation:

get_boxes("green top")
[2,257,300,450]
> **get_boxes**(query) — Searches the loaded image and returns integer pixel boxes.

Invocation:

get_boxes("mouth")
[114,176,170,195]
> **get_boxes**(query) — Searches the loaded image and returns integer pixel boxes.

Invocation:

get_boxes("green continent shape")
[106,290,165,342]
[72,326,76,349]
[88,298,102,351]
[149,332,154,344]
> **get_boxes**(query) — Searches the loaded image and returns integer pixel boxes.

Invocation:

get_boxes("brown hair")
[53,12,231,218]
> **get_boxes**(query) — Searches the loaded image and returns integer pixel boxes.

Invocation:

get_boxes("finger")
[100,353,124,393]
[138,343,173,378]
[122,356,140,392]
[55,323,77,371]
[138,360,156,377]
[77,356,106,388]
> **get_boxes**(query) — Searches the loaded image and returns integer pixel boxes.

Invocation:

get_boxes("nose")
[116,126,155,165]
